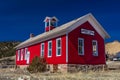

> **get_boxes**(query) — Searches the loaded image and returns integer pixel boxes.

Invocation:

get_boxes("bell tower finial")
[44,16,58,32]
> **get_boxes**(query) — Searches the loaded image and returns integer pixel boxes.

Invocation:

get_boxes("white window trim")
[92,40,98,56]
[26,51,30,64]
[17,50,20,61]
[78,38,84,55]
[41,43,44,57]
[25,48,28,60]
[56,38,62,56]
[48,41,52,57]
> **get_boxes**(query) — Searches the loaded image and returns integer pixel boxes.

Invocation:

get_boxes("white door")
[26,51,30,64]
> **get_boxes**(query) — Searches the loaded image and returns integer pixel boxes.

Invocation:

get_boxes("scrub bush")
[27,56,47,73]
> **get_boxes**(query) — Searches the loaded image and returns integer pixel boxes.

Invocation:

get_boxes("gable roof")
[15,13,110,49]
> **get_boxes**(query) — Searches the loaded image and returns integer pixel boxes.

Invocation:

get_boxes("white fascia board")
[88,15,110,39]
[89,14,110,39]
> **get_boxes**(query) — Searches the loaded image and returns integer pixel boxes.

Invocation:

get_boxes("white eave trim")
[88,16,110,39]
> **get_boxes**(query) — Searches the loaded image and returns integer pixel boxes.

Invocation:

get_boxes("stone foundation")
[17,65,28,69]
[57,64,68,73]
[17,64,106,73]
[67,64,106,72]
[47,64,106,73]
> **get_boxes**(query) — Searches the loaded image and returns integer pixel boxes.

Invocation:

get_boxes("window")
[25,48,28,60]
[46,22,49,26]
[48,41,52,57]
[50,22,56,26]
[78,38,84,55]
[41,43,44,57]
[21,49,24,60]
[92,40,98,56]
[46,21,56,27]
[17,50,20,61]
[56,38,62,56]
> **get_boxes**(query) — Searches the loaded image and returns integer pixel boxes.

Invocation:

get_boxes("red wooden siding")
[16,35,66,65]
[68,21,105,64]
[16,50,18,64]
[45,26,55,32]
[45,35,66,64]
[28,44,41,63]
[16,48,26,65]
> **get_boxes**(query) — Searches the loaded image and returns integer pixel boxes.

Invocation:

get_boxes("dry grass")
[31,70,120,80]
[1,68,120,80]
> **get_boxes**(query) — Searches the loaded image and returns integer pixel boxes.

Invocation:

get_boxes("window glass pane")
[49,42,52,49]
[58,40,61,47]
[49,50,51,56]
[42,44,44,50]
[41,43,44,57]
[92,41,98,56]
[56,38,61,56]
[47,22,49,26]
[50,22,55,26]
[93,42,96,46]
[58,48,61,55]
[79,46,83,53]
[79,40,82,46]
[80,40,83,46]
[48,41,52,57]
[78,38,84,55]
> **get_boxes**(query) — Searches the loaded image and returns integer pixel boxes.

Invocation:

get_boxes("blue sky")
[0,0,120,42]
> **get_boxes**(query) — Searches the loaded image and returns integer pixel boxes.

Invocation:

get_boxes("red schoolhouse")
[15,13,110,71]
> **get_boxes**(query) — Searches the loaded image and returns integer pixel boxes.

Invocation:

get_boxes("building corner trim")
[66,33,68,63]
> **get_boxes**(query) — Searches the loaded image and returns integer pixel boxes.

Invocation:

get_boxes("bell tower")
[44,16,58,32]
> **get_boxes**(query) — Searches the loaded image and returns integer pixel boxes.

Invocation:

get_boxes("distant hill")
[105,40,120,55]
[0,41,20,58]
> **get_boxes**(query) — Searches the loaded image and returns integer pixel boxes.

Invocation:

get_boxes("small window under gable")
[56,38,62,56]
[92,40,98,56]
[41,43,44,57]
[48,41,52,57]
[78,38,84,55]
